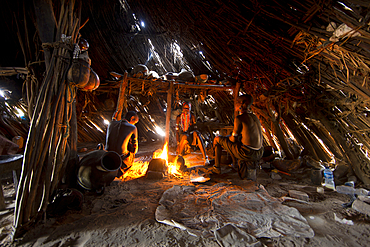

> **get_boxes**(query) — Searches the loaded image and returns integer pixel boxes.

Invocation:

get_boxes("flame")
[154,142,168,160]
[155,142,183,176]
[168,161,178,175]
[120,161,148,181]
[119,142,184,181]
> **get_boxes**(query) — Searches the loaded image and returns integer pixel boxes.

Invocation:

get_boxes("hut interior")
[1,0,370,246]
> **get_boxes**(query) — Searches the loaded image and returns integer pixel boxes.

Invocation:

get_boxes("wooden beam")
[127,77,235,90]
[0,67,28,76]
[173,82,234,91]
[101,77,236,92]
[165,82,174,145]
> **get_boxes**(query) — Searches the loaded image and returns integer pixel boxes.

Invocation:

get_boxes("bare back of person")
[235,112,263,150]
[106,120,137,155]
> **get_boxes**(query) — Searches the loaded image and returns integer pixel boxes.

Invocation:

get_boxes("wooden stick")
[234,82,241,118]
[113,72,128,120]
[165,82,174,145]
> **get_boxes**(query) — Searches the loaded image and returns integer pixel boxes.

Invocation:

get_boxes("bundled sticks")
[13,0,81,238]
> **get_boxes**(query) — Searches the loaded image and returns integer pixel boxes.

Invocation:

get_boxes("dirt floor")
[1,141,370,246]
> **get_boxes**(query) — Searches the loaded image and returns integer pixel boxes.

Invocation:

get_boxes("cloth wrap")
[155,183,314,246]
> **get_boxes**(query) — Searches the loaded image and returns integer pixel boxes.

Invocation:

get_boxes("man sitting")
[175,102,210,165]
[105,111,139,177]
[213,94,264,179]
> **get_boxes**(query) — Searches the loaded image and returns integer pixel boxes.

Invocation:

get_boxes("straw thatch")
[1,0,370,238]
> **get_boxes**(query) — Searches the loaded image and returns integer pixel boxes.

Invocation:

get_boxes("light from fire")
[120,142,184,181]
[155,126,166,136]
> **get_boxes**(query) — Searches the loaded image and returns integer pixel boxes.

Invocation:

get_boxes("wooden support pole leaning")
[0,180,5,210]
[234,82,241,118]
[165,82,174,145]
[113,72,128,120]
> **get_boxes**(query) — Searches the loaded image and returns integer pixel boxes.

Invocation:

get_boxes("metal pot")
[77,149,121,192]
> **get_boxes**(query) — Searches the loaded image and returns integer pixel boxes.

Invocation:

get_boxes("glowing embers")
[146,142,186,179]
[119,142,186,182]
[120,160,149,181]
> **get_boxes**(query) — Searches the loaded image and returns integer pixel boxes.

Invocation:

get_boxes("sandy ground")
[1,141,370,246]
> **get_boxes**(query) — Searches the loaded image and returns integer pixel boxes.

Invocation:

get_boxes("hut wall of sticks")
[1,0,370,238]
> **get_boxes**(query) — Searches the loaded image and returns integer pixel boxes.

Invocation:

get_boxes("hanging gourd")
[67,38,91,88]
[81,68,100,91]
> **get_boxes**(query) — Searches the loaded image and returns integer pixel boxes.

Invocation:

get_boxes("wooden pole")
[113,72,128,120]
[33,0,57,71]
[234,82,241,118]
[0,180,5,210]
[165,82,174,145]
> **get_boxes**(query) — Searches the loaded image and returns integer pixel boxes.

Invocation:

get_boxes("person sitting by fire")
[105,111,139,177]
[175,102,210,165]
[212,94,264,177]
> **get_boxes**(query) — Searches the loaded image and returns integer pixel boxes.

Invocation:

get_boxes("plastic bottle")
[323,166,335,190]
[355,188,370,196]
[336,185,355,195]
[336,185,370,196]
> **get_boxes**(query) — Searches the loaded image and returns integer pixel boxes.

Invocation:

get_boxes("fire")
[167,156,183,177]
[168,162,178,175]
[120,161,148,180]
[119,142,183,181]
[153,142,168,160]
[156,142,183,176]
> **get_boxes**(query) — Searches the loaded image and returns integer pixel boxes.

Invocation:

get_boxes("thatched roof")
[2,0,370,237]
[1,0,370,174]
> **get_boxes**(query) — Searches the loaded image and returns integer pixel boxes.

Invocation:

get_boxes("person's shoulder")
[125,122,137,131]
[109,119,119,126]
[111,119,126,123]
[238,112,253,121]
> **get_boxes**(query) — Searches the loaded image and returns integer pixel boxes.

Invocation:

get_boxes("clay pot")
[164,72,178,81]
[147,158,167,172]
[195,74,208,83]
[104,98,115,109]
[77,149,121,192]
[132,64,148,77]
[145,158,167,180]
[177,70,195,82]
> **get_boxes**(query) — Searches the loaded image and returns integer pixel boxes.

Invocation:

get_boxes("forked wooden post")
[113,72,128,120]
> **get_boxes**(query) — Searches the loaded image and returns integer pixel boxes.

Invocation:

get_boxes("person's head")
[236,94,253,112]
[182,102,191,114]
[125,111,139,125]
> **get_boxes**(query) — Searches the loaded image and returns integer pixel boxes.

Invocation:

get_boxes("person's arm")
[189,114,197,132]
[128,127,138,154]
[229,116,242,142]
[133,127,138,154]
